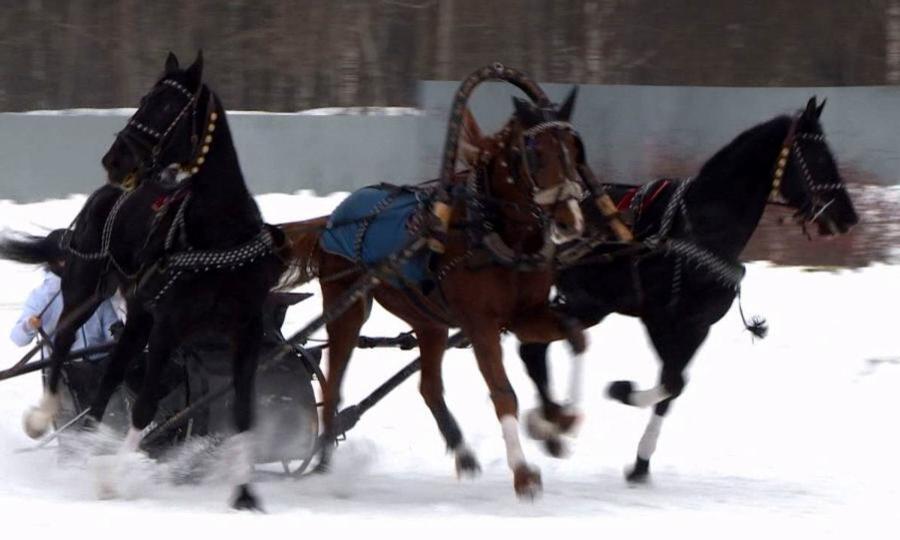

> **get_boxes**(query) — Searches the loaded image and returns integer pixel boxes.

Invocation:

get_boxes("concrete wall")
[418,82,900,187]
[0,111,426,202]
[1,83,898,202]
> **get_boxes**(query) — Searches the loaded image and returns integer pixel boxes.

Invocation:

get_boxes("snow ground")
[0,192,898,538]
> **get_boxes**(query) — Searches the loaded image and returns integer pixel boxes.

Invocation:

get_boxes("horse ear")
[459,108,485,165]
[804,96,818,118]
[512,96,540,126]
[165,52,180,75]
[185,50,204,86]
[558,86,578,122]
[815,98,827,119]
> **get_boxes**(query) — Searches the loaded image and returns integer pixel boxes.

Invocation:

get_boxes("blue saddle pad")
[320,186,430,286]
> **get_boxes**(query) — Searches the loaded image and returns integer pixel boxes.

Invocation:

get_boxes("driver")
[10,230,121,357]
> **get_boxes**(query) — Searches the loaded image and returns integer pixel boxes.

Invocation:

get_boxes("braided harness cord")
[58,182,278,308]
[59,188,144,280]
[643,177,746,291]
[148,226,276,308]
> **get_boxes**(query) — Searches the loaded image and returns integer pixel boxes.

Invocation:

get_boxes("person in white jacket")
[9,229,125,443]
[10,230,120,359]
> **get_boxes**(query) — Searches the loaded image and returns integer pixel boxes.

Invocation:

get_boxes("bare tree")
[888,0,900,83]
[0,0,892,112]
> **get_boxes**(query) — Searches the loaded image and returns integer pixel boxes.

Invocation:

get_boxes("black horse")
[519,97,859,482]
[0,52,285,510]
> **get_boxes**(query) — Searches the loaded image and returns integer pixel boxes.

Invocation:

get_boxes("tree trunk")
[887,0,900,84]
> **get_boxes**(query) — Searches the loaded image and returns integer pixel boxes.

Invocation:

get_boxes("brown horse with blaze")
[280,91,588,498]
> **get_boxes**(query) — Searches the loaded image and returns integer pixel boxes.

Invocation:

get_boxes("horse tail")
[0,229,66,267]
[275,216,329,290]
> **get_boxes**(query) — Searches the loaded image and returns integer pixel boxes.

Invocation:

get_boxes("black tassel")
[737,286,768,341]
[744,315,769,339]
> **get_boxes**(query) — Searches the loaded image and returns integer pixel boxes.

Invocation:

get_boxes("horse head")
[771,97,859,236]
[102,51,213,188]
[461,87,586,246]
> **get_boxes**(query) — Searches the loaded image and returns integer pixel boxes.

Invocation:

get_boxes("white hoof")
[22,394,59,440]
[524,408,559,442]
[23,406,53,439]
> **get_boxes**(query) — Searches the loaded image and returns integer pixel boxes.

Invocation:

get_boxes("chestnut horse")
[281,93,588,498]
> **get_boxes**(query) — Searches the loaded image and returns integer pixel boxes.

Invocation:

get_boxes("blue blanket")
[320,186,430,286]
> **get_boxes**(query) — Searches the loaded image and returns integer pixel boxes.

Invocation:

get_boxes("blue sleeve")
[10,281,55,347]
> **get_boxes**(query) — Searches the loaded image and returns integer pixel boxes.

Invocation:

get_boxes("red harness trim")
[152,189,189,212]
[616,179,671,213]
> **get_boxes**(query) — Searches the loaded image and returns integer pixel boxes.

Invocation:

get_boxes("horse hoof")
[625,457,651,484]
[513,464,543,500]
[607,380,634,405]
[552,407,580,434]
[313,458,330,475]
[22,406,53,440]
[231,485,264,512]
[79,415,100,433]
[543,436,569,458]
[455,449,481,478]
[524,408,556,441]
[524,407,579,456]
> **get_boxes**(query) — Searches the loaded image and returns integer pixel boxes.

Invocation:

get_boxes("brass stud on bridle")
[770,145,790,201]
[181,106,217,178]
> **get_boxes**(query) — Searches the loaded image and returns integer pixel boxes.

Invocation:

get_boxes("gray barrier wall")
[418,82,900,187]
[1,83,898,202]
[0,110,426,202]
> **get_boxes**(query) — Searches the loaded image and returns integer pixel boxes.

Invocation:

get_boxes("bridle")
[768,115,845,228]
[460,116,587,269]
[115,77,217,187]
[517,120,585,208]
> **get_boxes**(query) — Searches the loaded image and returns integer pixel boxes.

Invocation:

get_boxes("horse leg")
[314,283,367,474]
[87,304,153,424]
[509,306,591,457]
[517,342,573,458]
[509,305,587,355]
[626,397,674,483]
[606,318,709,483]
[94,320,175,500]
[415,325,480,477]
[466,321,541,499]
[606,320,708,408]
[24,292,102,439]
[229,314,264,511]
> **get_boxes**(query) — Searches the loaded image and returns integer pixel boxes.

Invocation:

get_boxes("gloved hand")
[109,321,125,340]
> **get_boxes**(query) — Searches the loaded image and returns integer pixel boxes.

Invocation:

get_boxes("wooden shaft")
[594,194,634,242]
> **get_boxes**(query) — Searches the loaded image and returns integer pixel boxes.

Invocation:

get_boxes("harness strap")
[62,188,142,279]
[146,227,277,309]
[166,227,275,272]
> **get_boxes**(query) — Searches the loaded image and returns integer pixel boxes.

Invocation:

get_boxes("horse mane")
[694,114,792,184]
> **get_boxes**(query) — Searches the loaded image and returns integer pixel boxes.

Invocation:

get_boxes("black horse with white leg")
[519,98,859,481]
[0,52,287,510]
